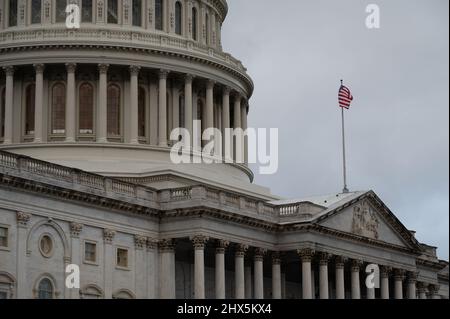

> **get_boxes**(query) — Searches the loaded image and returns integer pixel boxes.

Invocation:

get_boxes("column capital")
[393,269,406,281]
[222,86,231,95]
[134,235,147,250]
[334,255,347,268]
[103,229,116,244]
[185,74,195,83]
[3,66,15,76]
[159,69,170,79]
[146,237,159,250]
[65,63,77,73]
[407,271,418,284]
[33,64,45,74]
[98,63,110,74]
[297,248,315,262]
[417,282,428,293]
[190,235,209,250]
[254,248,267,261]
[215,239,230,254]
[318,252,331,266]
[272,252,281,265]
[129,65,141,76]
[350,259,363,272]
[16,212,31,228]
[428,284,440,295]
[235,244,249,258]
[159,238,176,252]
[206,79,216,89]
[69,222,83,238]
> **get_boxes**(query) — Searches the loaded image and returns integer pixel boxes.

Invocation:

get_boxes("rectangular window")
[132,0,142,27]
[116,248,128,268]
[108,0,118,24]
[155,0,163,31]
[84,242,97,263]
[0,227,8,248]
[82,0,93,23]
[31,0,42,24]
[55,0,67,23]
[9,0,18,27]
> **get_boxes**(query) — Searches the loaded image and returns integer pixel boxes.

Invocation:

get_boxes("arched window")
[138,87,146,137]
[79,83,94,134]
[1,88,5,139]
[205,13,210,44]
[192,7,198,41]
[155,0,164,31]
[37,278,53,299]
[9,0,18,27]
[25,84,36,135]
[108,0,119,24]
[81,0,93,23]
[56,0,67,23]
[51,83,66,134]
[107,84,121,136]
[175,1,182,35]
[132,0,142,26]
[31,0,42,24]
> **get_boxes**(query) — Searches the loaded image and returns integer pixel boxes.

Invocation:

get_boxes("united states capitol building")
[0,0,448,300]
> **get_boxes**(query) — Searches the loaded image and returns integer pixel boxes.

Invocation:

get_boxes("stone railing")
[0,26,250,82]
[0,150,324,223]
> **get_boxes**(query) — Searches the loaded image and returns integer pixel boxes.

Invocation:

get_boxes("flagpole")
[341,80,349,194]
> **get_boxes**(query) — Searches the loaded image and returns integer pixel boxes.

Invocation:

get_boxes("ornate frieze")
[352,200,380,239]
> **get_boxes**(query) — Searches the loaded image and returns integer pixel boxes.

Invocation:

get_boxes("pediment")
[317,193,419,249]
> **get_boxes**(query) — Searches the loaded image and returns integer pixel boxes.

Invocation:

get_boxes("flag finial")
[340,79,344,86]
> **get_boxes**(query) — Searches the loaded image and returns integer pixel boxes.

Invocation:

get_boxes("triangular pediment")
[317,192,420,249]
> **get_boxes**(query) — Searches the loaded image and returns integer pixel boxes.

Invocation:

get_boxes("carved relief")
[352,201,379,239]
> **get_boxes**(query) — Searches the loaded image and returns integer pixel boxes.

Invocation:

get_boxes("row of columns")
[1,64,248,161]
[157,238,439,299]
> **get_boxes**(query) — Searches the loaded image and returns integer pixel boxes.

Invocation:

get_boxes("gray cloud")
[222,0,449,259]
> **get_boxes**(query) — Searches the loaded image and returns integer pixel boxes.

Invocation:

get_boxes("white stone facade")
[0,0,448,299]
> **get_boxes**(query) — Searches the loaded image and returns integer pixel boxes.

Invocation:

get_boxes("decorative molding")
[215,239,229,254]
[69,222,83,238]
[352,200,379,239]
[3,66,14,76]
[351,259,363,272]
[297,248,315,262]
[235,244,248,258]
[393,269,406,281]
[146,237,159,250]
[380,266,392,278]
[253,248,267,261]
[318,252,331,266]
[103,229,116,244]
[129,65,141,76]
[134,235,147,249]
[272,252,281,265]
[16,212,31,227]
[335,255,347,269]
[33,64,45,74]
[158,239,175,252]
[65,63,77,73]
[98,63,110,74]
[190,235,209,250]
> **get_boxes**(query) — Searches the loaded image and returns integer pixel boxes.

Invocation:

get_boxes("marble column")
[335,256,346,299]
[103,229,115,299]
[33,64,45,143]
[129,66,141,144]
[319,253,330,299]
[134,235,147,299]
[146,238,159,299]
[298,248,314,299]
[235,244,248,299]
[159,239,176,299]
[65,63,77,142]
[380,266,391,300]
[158,70,169,146]
[272,252,282,299]
[407,272,418,299]
[417,282,428,300]
[97,64,109,143]
[240,101,248,163]
[184,75,194,145]
[69,223,83,299]
[222,87,231,161]
[281,272,286,299]
[191,235,209,299]
[215,240,229,299]
[351,260,363,299]
[394,269,405,299]
[244,261,252,299]
[205,80,215,130]
[254,248,266,299]
[233,94,242,163]
[428,284,441,299]
[16,212,31,298]
[3,66,14,144]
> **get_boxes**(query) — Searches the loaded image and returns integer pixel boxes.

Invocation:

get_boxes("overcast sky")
[222,0,449,259]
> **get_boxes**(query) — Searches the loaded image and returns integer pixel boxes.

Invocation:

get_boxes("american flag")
[338,85,354,109]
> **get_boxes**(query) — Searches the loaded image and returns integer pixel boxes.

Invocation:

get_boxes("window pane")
[56,0,67,23]
[38,279,53,299]
[85,242,96,262]
[132,0,142,26]
[192,8,197,41]
[107,85,121,136]
[9,0,18,26]
[52,83,66,134]
[108,0,118,24]
[117,249,128,267]
[25,84,36,135]
[138,87,146,137]
[1,88,5,138]
[0,227,7,247]
[155,0,163,30]
[79,83,94,134]
[82,0,93,23]
[175,1,182,35]
[31,0,42,24]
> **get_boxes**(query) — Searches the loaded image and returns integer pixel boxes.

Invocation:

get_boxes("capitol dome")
[0,0,268,197]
